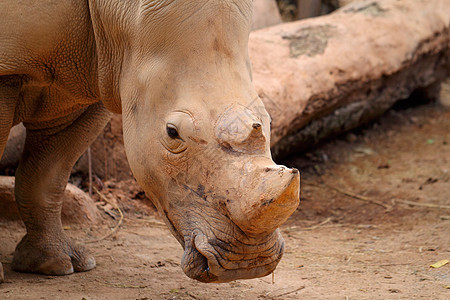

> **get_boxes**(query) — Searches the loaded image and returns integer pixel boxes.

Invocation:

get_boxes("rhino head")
[90,0,300,282]
[155,103,300,283]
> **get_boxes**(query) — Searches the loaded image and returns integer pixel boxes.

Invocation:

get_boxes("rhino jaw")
[181,229,284,283]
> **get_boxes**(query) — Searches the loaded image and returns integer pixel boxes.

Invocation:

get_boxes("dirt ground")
[1,88,450,299]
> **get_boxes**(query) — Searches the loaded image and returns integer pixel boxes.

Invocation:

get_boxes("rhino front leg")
[12,102,111,276]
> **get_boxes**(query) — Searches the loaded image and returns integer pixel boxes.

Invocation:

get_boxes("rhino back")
[0,0,100,125]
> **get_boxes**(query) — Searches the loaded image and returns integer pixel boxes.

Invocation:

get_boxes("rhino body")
[0,0,300,283]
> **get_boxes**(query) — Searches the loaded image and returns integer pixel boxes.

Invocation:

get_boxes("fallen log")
[249,0,450,158]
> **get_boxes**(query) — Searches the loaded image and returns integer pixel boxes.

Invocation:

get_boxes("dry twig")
[267,286,306,298]
[283,218,340,234]
[85,186,124,244]
[95,279,149,289]
[395,199,450,210]
[364,262,412,267]
[87,146,93,198]
[131,217,167,228]
[303,180,392,211]
[187,292,201,300]
[303,217,332,230]
[284,217,333,233]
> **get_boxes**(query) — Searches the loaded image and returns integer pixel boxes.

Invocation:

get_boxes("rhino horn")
[228,165,300,236]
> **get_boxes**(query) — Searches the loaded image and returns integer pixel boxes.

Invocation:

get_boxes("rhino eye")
[166,124,180,139]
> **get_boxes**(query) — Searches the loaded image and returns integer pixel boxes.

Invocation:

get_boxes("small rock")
[354,147,375,156]
[0,123,26,171]
[0,176,101,224]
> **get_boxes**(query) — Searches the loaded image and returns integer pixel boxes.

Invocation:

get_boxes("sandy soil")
[1,94,449,299]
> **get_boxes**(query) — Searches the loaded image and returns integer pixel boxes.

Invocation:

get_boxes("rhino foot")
[12,233,95,276]
[0,262,4,283]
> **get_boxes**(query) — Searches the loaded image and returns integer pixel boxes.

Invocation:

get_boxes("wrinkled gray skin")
[0,0,300,283]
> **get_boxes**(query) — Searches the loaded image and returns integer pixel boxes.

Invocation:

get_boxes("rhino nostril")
[252,123,262,129]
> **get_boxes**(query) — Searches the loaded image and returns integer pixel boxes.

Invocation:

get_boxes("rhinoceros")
[0,0,300,283]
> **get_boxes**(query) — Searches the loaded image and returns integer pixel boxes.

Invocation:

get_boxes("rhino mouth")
[181,229,284,283]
